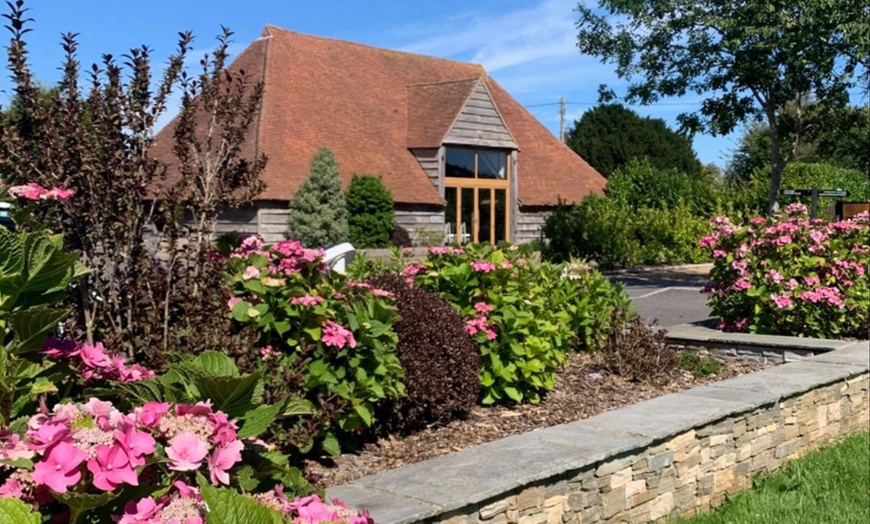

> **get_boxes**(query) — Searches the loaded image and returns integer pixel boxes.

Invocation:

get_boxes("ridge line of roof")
[263,24,487,72]
[405,77,483,88]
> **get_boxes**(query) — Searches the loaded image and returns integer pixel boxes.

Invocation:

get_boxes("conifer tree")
[287,147,348,247]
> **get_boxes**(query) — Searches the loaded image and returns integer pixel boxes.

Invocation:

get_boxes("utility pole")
[559,97,566,142]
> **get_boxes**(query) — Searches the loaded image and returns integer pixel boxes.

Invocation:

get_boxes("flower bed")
[701,204,869,338]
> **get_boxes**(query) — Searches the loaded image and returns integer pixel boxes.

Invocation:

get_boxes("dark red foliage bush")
[596,310,679,382]
[370,273,481,432]
[390,225,412,247]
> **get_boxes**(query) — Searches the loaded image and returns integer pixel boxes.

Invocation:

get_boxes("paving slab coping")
[328,343,869,523]
[666,322,867,351]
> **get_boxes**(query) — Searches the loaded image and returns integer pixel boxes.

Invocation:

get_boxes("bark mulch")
[306,352,768,488]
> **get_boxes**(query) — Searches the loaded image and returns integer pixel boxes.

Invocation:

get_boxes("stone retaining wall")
[328,342,870,524]
[665,323,858,365]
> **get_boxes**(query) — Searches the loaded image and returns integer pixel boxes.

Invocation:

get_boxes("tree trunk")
[766,107,783,215]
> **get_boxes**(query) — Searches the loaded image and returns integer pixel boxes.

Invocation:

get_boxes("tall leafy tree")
[728,105,870,181]
[576,0,868,212]
[346,174,394,248]
[287,147,348,247]
[566,103,702,177]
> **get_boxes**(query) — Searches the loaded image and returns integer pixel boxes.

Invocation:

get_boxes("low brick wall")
[329,342,870,524]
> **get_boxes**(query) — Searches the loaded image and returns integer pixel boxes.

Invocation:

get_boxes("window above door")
[445,148,510,183]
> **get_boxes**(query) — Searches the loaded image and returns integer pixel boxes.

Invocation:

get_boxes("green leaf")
[198,475,284,524]
[0,497,40,524]
[8,307,69,354]
[237,402,284,439]
[192,351,241,377]
[234,465,260,492]
[0,227,24,278]
[52,489,119,514]
[196,372,264,419]
[354,403,373,426]
[321,432,341,456]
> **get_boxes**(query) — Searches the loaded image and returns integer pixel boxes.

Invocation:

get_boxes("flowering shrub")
[0,398,240,520]
[401,246,571,404]
[702,204,869,338]
[226,237,403,454]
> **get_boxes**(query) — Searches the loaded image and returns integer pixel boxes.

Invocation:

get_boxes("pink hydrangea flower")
[87,444,139,491]
[227,297,243,310]
[698,235,717,248]
[734,278,752,291]
[474,302,493,313]
[0,478,23,498]
[75,342,111,369]
[207,440,244,485]
[135,402,170,429]
[804,276,820,286]
[712,250,728,259]
[771,294,793,309]
[402,263,424,277]
[31,441,87,493]
[322,321,357,349]
[470,260,496,273]
[371,288,394,298]
[766,269,784,283]
[291,294,325,307]
[165,432,209,472]
[242,265,260,280]
[8,183,48,200]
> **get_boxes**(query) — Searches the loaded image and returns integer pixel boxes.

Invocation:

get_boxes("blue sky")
[0,0,851,168]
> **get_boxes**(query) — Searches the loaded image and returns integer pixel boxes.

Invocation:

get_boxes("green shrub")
[346,175,395,248]
[225,237,404,454]
[677,351,723,377]
[701,205,869,338]
[401,245,631,403]
[607,159,724,215]
[543,195,712,269]
[287,147,349,248]
[369,273,481,432]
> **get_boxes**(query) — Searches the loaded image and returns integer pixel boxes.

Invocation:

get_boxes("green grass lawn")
[681,432,870,524]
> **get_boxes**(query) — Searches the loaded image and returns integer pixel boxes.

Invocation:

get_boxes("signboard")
[818,190,849,198]
[779,189,813,196]
[779,188,849,198]
[429,215,444,224]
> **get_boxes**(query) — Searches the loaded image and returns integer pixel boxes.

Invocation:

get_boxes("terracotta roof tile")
[406,79,478,149]
[152,26,605,207]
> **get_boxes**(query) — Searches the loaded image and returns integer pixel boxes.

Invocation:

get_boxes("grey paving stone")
[530,424,649,456]
[680,383,784,407]
[706,360,866,399]
[666,324,855,350]
[571,392,753,441]
[807,342,870,369]
[354,432,610,513]
[326,484,441,524]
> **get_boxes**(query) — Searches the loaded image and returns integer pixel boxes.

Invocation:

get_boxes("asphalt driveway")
[607,264,713,328]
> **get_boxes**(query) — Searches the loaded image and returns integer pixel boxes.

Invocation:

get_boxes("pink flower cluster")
[7,183,74,201]
[465,315,496,340]
[470,260,496,273]
[291,294,325,307]
[115,480,205,524]
[322,320,357,349]
[428,246,465,256]
[0,399,243,507]
[701,206,868,336]
[43,339,154,382]
[255,489,373,524]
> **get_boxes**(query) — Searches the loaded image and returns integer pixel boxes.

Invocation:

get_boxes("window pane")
[479,189,492,245]
[445,187,457,245]
[478,151,506,179]
[461,187,474,244]
[445,148,475,178]
[495,189,507,243]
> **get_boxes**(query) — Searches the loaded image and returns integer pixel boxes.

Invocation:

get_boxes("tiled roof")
[152,26,605,206]
[406,79,478,149]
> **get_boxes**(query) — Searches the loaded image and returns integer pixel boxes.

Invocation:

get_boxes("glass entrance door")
[444,148,511,245]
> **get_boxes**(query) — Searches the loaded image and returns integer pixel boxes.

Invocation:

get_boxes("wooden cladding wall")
[411,147,442,190]
[515,206,551,245]
[444,82,516,149]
